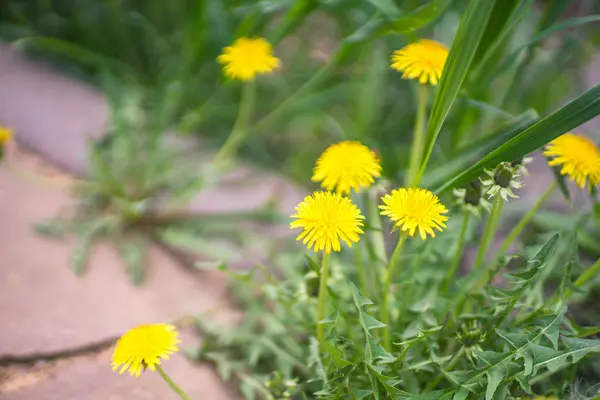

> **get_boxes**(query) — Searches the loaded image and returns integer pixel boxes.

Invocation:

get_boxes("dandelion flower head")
[0,125,12,145]
[380,188,448,240]
[543,133,600,189]
[312,141,382,195]
[217,37,281,81]
[112,323,180,377]
[391,39,448,85]
[290,191,364,254]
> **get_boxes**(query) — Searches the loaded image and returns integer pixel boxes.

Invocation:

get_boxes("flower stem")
[407,84,428,187]
[381,234,407,350]
[564,258,600,300]
[494,181,556,259]
[365,191,388,265]
[474,195,503,269]
[354,241,371,299]
[214,80,256,166]
[442,212,470,292]
[316,252,331,344]
[155,365,193,400]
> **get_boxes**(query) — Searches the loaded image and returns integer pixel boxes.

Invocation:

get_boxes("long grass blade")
[416,0,497,184]
[421,110,538,189]
[435,84,600,193]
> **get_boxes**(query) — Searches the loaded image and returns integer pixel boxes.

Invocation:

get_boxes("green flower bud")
[493,162,515,188]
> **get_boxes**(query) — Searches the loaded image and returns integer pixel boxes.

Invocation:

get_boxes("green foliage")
[196,231,600,399]
[5,1,600,397]
[33,83,282,284]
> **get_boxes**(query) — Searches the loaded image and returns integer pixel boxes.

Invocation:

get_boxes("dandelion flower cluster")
[380,188,448,240]
[0,125,12,146]
[543,133,600,189]
[391,39,449,85]
[112,323,180,377]
[312,141,382,195]
[217,37,281,81]
[290,191,364,253]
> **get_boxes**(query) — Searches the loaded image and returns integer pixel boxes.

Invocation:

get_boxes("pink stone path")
[0,44,305,399]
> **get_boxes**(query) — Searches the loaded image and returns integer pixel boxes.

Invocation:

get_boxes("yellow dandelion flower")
[290,191,364,254]
[543,133,600,189]
[0,125,13,145]
[380,188,448,240]
[217,37,281,81]
[391,39,449,85]
[312,141,382,195]
[112,323,180,377]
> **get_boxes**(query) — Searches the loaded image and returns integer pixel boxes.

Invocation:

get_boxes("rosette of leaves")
[34,79,282,284]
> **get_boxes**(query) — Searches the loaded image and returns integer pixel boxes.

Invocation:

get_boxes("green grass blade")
[471,0,535,80]
[486,15,600,83]
[12,36,133,77]
[353,43,388,142]
[268,0,319,45]
[537,0,571,31]
[416,0,497,184]
[421,110,538,189]
[367,0,401,19]
[387,0,453,34]
[471,0,521,68]
[434,84,600,193]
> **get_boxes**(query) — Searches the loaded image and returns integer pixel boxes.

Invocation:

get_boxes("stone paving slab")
[0,153,236,357]
[0,329,234,400]
[0,44,109,176]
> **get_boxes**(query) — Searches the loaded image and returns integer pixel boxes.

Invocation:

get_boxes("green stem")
[366,191,388,265]
[564,258,600,300]
[442,212,471,292]
[495,181,556,258]
[354,241,371,299]
[474,195,504,269]
[316,252,331,344]
[381,235,408,351]
[406,84,428,187]
[214,80,256,166]
[426,347,465,390]
[251,56,336,133]
[155,365,193,400]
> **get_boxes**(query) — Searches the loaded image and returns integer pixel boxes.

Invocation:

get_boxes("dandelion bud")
[453,180,491,217]
[481,162,523,201]
[492,162,515,188]
[464,180,483,206]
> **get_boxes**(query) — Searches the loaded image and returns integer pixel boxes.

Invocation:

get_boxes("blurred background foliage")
[2,0,600,187]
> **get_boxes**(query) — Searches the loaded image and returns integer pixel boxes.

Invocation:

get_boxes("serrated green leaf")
[417,0,497,183]
[116,235,147,285]
[361,314,386,333]
[485,367,505,400]
[34,219,72,238]
[350,282,375,308]
[349,388,373,400]
[496,329,529,348]
[365,363,408,395]
[70,231,95,275]
[435,84,600,192]
[453,388,470,400]
[477,351,505,366]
